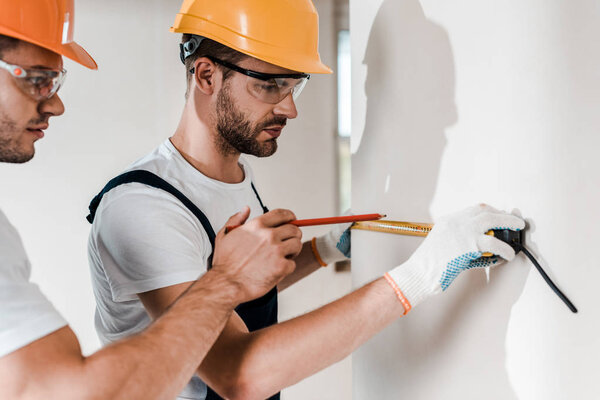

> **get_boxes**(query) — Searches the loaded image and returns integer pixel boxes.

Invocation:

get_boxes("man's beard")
[215,85,286,158]
[0,112,34,164]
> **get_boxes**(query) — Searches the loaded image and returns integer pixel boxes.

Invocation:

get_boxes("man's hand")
[212,207,303,303]
[384,204,525,313]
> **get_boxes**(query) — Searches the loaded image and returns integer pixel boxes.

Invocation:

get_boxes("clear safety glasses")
[199,56,310,104]
[0,59,67,101]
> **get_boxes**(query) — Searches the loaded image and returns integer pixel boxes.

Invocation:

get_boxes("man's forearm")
[204,277,405,400]
[278,241,321,291]
[3,270,240,400]
[82,269,240,400]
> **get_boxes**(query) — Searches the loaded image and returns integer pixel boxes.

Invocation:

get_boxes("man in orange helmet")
[0,1,302,398]
[87,1,525,399]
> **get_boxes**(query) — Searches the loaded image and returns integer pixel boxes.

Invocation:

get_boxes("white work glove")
[384,204,525,314]
[311,215,352,266]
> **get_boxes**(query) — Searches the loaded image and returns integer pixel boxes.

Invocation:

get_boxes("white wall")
[351,1,599,399]
[0,0,350,398]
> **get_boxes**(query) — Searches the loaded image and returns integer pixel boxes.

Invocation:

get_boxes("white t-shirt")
[87,139,267,399]
[0,209,67,358]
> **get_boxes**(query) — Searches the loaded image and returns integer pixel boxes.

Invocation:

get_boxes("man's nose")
[39,93,65,117]
[273,93,298,119]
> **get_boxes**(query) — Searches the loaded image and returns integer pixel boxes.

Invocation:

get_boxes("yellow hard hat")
[170,0,332,74]
[0,0,97,70]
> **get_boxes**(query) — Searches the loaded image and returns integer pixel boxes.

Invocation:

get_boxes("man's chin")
[255,140,278,158]
[0,148,35,164]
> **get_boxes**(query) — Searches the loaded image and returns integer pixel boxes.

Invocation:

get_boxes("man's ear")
[193,57,218,95]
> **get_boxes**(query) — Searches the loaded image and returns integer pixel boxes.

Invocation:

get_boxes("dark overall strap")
[251,182,269,214]
[87,170,217,246]
[88,170,279,400]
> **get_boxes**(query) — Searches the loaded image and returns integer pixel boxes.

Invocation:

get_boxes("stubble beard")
[215,84,285,158]
[0,111,34,164]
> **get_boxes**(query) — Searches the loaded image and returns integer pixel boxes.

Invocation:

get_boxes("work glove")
[384,204,525,314]
[311,213,352,266]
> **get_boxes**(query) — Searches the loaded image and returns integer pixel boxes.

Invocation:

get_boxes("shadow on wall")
[353,1,527,399]
[353,0,455,221]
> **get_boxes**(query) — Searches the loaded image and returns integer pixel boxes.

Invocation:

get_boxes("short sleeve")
[92,185,211,302]
[0,211,67,357]
[0,280,68,357]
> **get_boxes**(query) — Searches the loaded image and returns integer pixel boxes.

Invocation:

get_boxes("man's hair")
[0,35,20,58]
[181,34,248,98]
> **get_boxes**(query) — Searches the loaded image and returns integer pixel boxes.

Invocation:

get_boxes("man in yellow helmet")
[0,1,301,398]
[87,1,525,399]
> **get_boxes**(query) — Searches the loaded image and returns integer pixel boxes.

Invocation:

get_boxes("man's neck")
[170,112,245,184]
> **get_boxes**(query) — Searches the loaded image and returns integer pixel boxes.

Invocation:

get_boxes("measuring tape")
[351,220,506,257]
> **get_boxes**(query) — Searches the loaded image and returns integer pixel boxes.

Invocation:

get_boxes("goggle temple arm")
[0,59,27,78]
[292,76,310,100]
[179,35,206,64]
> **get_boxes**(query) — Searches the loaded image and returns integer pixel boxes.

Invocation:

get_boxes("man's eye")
[260,83,279,92]
[27,76,50,88]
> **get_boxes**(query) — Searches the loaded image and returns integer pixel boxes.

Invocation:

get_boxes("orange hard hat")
[170,0,332,74]
[0,0,97,70]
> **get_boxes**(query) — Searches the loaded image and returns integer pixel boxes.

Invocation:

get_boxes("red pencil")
[226,213,385,233]
[289,213,385,227]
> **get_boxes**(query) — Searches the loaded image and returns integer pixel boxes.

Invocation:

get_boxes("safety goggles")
[0,59,67,101]
[194,56,310,104]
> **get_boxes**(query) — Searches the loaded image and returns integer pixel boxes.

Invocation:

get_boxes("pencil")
[290,213,385,227]
[226,213,385,233]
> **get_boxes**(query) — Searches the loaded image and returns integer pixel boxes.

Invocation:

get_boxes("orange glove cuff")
[311,237,328,267]
[384,273,412,316]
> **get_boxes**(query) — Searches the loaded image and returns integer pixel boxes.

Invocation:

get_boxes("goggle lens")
[14,71,66,100]
[0,59,66,101]
[247,76,309,104]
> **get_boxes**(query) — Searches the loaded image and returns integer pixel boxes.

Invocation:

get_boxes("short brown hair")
[0,34,20,58]
[181,34,248,98]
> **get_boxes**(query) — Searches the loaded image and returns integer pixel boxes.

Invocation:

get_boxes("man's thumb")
[225,206,251,228]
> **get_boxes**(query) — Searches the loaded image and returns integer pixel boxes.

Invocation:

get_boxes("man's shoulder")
[124,139,174,174]
[93,182,196,228]
[93,140,184,213]
[0,209,31,280]
[0,208,18,237]
[90,143,261,231]
[0,212,67,359]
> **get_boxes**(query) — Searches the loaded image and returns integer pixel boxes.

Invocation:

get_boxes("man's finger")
[259,209,297,227]
[281,238,303,258]
[477,234,516,261]
[273,224,302,241]
[474,212,525,233]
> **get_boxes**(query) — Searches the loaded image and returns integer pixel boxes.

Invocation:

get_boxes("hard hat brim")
[60,42,98,70]
[0,26,97,70]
